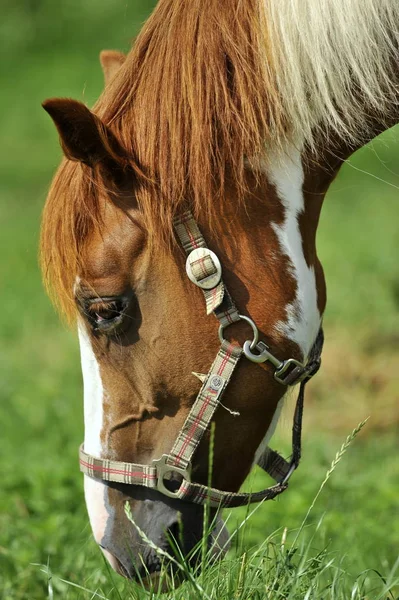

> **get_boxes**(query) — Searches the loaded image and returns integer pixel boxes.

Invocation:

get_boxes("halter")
[80,211,323,508]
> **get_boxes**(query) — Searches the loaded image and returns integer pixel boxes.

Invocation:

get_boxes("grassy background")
[0,1,398,598]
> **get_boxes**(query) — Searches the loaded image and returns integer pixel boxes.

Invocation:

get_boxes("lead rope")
[79,211,323,508]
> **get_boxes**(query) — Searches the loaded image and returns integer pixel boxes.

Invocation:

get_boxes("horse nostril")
[165,518,202,567]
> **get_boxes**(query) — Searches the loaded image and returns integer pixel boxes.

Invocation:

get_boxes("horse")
[40,0,399,585]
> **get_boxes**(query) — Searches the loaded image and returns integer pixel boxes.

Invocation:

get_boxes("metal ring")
[218,314,259,350]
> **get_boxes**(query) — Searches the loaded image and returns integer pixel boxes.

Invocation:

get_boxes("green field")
[1,2,398,598]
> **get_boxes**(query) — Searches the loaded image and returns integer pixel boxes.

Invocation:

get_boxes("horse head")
[40,0,398,587]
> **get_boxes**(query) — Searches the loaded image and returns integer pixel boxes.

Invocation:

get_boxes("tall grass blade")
[291,418,369,549]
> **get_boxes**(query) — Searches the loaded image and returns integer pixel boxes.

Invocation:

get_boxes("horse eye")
[94,301,122,321]
[84,298,128,332]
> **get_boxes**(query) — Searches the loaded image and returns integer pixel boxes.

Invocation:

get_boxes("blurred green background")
[0,1,398,598]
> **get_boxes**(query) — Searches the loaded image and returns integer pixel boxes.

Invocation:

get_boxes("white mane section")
[260,0,399,144]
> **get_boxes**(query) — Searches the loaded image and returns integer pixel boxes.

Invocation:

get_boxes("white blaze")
[266,145,321,358]
[255,144,321,457]
[78,320,104,456]
[78,320,109,543]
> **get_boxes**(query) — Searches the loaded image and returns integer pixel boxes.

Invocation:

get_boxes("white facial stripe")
[78,320,104,457]
[84,476,109,543]
[265,145,321,358]
[254,145,321,458]
[78,319,109,542]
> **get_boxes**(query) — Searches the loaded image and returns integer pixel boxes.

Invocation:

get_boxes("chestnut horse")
[41,0,399,584]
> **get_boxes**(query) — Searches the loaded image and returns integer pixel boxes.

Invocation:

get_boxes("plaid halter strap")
[79,211,323,508]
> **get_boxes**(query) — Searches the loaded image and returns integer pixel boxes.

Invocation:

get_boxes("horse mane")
[262,0,398,144]
[41,0,398,321]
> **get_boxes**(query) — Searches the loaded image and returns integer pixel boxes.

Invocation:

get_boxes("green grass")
[2,425,398,599]
[1,1,398,598]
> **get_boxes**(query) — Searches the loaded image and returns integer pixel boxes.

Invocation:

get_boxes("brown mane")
[40,160,103,320]
[41,0,277,322]
[96,0,279,218]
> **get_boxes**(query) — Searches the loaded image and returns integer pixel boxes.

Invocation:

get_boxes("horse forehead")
[82,208,146,283]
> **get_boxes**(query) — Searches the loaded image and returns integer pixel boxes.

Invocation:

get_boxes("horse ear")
[42,98,124,168]
[99,50,126,86]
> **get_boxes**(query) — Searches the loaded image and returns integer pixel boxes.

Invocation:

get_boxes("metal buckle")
[186,248,222,290]
[152,455,191,499]
[274,358,306,385]
[243,341,307,387]
[219,314,259,350]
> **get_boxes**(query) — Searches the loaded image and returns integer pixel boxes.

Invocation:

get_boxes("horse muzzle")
[95,483,230,585]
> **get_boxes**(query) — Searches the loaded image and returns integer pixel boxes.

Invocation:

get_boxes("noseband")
[80,211,323,508]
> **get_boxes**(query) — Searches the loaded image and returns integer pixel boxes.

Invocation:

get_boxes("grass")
[6,423,397,599]
[0,1,398,598]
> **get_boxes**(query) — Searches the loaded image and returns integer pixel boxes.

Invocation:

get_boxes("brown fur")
[74,177,297,487]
